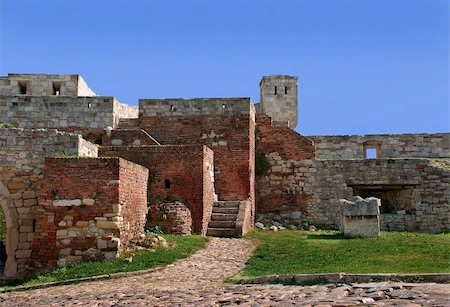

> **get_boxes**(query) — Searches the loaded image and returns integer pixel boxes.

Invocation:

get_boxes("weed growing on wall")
[255,153,271,176]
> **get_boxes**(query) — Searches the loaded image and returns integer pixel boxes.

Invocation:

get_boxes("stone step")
[211,213,237,221]
[208,220,236,228]
[118,118,139,128]
[213,201,240,208]
[206,227,239,237]
[212,207,239,214]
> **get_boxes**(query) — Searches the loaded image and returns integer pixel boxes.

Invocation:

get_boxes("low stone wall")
[309,133,450,159]
[257,158,449,233]
[31,157,148,269]
[147,201,192,235]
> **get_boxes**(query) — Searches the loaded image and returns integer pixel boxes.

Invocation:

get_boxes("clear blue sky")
[1,0,448,135]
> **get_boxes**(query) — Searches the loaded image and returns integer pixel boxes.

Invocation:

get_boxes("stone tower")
[259,75,298,129]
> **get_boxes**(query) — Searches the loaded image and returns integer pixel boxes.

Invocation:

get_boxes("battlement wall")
[0,74,96,96]
[309,133,450,159]
[0,96,137,129]
[139,98,255,118]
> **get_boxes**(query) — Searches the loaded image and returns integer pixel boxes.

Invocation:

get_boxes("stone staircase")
[207,201,240,237]
[118,118,139,129]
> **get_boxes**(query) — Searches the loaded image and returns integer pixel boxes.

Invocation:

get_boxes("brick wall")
[256,114,315,160]
[118,159,149,244]
[139,114,254,203]
[31,157,148,270]
[100,145,215,235]
[255,114,315,214]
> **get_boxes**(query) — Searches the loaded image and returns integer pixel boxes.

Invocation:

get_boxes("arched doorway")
[0,181,19,278]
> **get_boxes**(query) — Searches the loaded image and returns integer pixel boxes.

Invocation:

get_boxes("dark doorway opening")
[351,184,415,214]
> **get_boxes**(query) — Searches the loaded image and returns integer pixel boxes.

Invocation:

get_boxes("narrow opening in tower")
[52,82,61,95]
[170,105,176,112]
[274,86,277,95]
[285,86,288,94]
[165,179,171,189]
[18,81,27,94]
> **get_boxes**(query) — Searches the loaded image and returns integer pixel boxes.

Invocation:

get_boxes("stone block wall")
[309,133,450,159]
[0,128,98,277]
[0,74,95,96]
[32,157,148,270]
[0,96,138,131]
[259,75,298,129]
[100,145,215,235]
[139,98,254,117]
[257,157,449,233]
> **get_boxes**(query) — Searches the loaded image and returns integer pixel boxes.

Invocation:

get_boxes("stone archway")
[0,181,19,278]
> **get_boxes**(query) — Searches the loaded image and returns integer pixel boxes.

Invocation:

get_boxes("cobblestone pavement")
[1,238,449,306]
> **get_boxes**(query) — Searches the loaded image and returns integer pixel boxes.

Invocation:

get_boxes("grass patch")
[1,235,207,290]
[242,230,450,277]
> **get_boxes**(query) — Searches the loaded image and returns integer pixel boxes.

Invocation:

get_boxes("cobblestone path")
[1,238,449,306]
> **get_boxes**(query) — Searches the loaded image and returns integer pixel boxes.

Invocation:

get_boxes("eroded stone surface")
[1,238,448,306]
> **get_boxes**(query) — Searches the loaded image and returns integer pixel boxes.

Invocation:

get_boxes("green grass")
[1,235,207,290]
[242,230,450,277]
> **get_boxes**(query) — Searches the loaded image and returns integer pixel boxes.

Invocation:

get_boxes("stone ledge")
[233,273,450,285]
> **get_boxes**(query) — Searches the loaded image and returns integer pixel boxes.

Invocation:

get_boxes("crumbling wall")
[310,133,450,159]
[258,157,449,233]
[0,128,98,277]
[255,114,315,214]
[32,157,148,269]
[138,99,255,207]
[100,145,215,235]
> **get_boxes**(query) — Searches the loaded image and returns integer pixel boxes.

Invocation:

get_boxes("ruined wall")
[0,74,96,96]
[138,99,255,205]
[100,145,215,235]
[0,128,98,277]
[257,157,449,233]
[255,114,315,214]
[32,157,148,269]
[309,133,450,159]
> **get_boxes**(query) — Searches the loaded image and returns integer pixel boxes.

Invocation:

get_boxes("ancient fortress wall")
[0,96,137,129]
[100,145,215,235]
[0,129,98,277]
[0,74,96,96]
[138,98,255,205]
[33,157,148,269]
[257,157,449,233]
[309,133,450,159]
[139,98,255,117]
